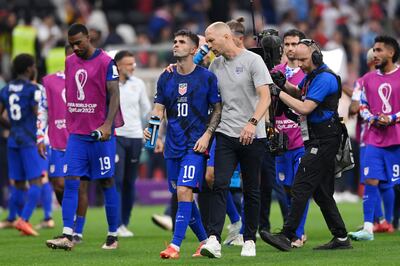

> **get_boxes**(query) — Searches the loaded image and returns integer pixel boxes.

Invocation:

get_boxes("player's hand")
[377,114,391,126]
[193,132,211,153]
[37,142,47,159]
[96,123,112,141]
[164,63,177,73]
[143,127,151,140]
[154,138,164,153]
[239,123,256,145]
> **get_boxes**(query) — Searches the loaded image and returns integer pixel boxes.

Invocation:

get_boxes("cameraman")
[271,29,309,248]
[261,39,352,251]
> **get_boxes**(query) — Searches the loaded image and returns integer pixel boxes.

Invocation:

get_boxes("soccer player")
[0,53,43,236]
[45,23,123,250]
[144,29,222,259]
[37,45,89,243]
[114,50,151,237]
[272,29,309,247]
[348,35,400,241]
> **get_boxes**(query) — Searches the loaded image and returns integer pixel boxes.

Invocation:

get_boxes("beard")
[375,58,388,71]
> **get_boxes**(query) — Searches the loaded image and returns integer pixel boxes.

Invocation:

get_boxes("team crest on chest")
[178,83,187,95]
[235,66,244,75]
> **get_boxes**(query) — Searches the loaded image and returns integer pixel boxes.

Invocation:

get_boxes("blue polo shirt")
[298,64,339,123]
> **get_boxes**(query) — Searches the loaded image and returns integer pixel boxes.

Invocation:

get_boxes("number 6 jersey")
[155,65,221,159]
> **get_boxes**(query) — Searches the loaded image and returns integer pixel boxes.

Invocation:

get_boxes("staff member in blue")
[260,39,352,251]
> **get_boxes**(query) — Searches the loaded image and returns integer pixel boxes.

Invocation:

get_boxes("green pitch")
[0,202,398,265]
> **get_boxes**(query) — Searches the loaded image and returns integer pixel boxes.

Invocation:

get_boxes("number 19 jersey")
[155,65,221,159]
[0,79,40,147]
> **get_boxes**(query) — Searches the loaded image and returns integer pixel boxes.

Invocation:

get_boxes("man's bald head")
[205,22,236,57]
[206,22,232,35]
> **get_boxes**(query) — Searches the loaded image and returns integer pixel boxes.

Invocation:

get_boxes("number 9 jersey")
[154,65,221,159]
[0,79,41,147]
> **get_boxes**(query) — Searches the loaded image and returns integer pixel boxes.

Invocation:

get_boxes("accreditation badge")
[299,115,310,141]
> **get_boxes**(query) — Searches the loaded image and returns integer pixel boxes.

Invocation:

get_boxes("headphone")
[298,39,323,66]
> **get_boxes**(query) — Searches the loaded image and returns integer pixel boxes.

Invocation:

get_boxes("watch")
[248,117,258,126]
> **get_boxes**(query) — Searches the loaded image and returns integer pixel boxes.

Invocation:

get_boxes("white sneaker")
[223,220,242,245]
[230,234,244,246]
[151,214,173,231]
[200,235,221,258]
[241,240,256,257]
[117,225,134,237]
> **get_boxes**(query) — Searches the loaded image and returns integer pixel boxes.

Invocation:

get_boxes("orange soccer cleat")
[15,218,39,236]
[374,220,395,233]
[192,242,205,257]
[160,245,180,259]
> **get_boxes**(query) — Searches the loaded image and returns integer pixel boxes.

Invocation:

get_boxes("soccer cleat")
[117,225,134,237]
[72,234,83,244]
[46,235,74,251]
[291,234,307,248]
[230,234,244,246]
[348,230,374,241]
[0,219,16,229]
[15,218,39,236]
[192,242,204,257]
[241,240,256,257]
[200,235,221,258]
[152,214,173,231]
[160,245,180,259]
[223,220,242,245]
[259,230,291,252]
[374,221,394,233]
[102,235,118,250]
[35,219,55,230]
[313,237,353,250]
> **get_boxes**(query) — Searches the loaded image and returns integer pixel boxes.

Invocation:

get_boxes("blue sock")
[7,186,19,221]
[74,216,86,235]
[103,185,119,233]
[374,192,383,221]
[19,190,28,216]
[295,199,310,238]
[189,201,207,242]
[226,191,240,224]
[171,201,192,247]
[62,179,80,231]
[41,182,53,220]
[21,184,41,221]
[363,185,379,223]
[380,187,394,223]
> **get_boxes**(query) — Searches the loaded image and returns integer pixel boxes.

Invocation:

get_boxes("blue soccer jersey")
[155,65,221,159]
[0,79,40,147]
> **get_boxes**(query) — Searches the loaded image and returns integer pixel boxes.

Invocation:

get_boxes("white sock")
[108,231,118,237]
[364,222,373,234]
[170,243,180,251]
[62,227,73,236]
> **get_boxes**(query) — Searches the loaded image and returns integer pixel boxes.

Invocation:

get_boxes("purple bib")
[273,63,305,150]
[43,72,69,149]
[363,68,400,147]
[65,50,123,135]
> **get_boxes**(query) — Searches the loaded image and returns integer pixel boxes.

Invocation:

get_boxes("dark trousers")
[259,151,288,232]
[208,133,266,242]
[115,136,142,226]
[282,136,348,239]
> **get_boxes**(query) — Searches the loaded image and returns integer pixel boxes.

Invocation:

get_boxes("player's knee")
[29,177,42,186]
[14,181,26,190]
[99,177,114,188]
[365,178,379,186]
[177,186,193,201]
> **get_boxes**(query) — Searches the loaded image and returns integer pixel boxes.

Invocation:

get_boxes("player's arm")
[37,88,48,158]
[193,102,222,153]
[98,79,120,140]
[0,102,10,129]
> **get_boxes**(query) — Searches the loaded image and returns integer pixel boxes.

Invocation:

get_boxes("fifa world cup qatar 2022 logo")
[378,82,392,114]
[75,69,88,101]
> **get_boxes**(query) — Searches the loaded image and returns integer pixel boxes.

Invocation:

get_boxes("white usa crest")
[178,83,187,95]
[364,167,369,176]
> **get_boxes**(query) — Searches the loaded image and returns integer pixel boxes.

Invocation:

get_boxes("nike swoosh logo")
[392,177,400,182]
[101,170,110,175]
[182,179,192,183]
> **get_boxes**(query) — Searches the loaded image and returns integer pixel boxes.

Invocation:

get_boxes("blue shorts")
[275,146,305,187]
[166,151,206,193]
[64,134,116,180]
[361,144,400,187]
[8,146,45,181]
[206,138,241,188]
[48,148,66,178]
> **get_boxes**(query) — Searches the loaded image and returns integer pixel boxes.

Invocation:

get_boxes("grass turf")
[0,202,399,265]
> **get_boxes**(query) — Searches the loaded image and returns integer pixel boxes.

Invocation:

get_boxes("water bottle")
[91,130,103,141]
[193,44,209,64]
[145,116,161,149]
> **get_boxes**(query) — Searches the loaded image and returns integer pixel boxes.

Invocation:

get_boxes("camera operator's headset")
[298,39,323,66]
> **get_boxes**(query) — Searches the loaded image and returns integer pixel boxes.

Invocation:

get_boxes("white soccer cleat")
[151,214,173,231]
[117,225,134,237]
[223,220,242,245]
[200,235,221,258]
[241,240,256,257]
[230,234,244,246]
